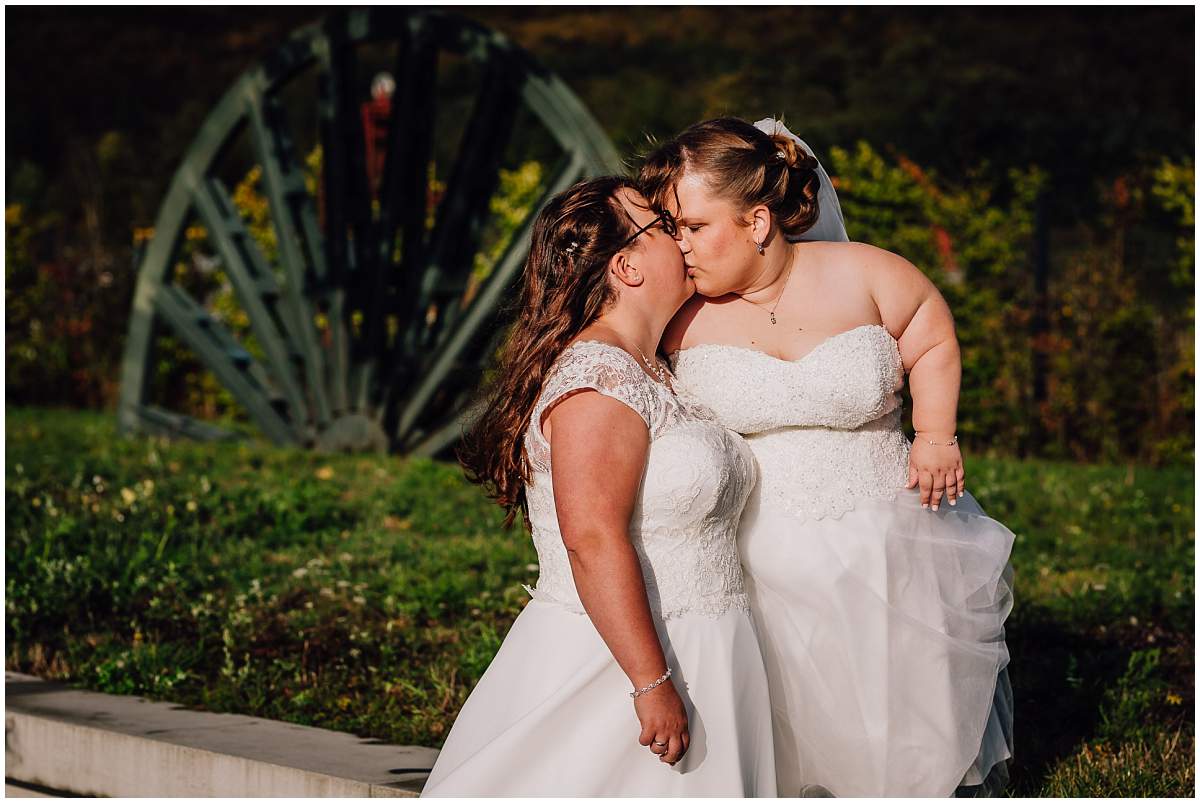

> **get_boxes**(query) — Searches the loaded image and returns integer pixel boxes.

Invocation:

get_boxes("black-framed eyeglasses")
[616,207,678,251]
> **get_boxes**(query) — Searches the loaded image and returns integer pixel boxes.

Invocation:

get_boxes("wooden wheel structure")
[118,8,621,455]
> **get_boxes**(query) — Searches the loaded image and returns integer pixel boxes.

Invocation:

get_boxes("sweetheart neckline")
[670,323,897,368]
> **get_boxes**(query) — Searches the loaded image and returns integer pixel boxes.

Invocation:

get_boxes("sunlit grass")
[5,406,1194,795]
[1042,729,1194,797]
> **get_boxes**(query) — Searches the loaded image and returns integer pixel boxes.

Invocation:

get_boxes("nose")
[675,236,691,256]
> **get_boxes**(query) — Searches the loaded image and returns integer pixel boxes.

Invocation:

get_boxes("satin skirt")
[738,486,1015,798]
[421,599,777,797]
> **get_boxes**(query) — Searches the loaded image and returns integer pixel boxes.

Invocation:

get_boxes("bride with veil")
[640,116,1015,797]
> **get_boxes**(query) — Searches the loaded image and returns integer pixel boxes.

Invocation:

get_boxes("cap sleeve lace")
[519,339,756,622]
[525,341,656,473]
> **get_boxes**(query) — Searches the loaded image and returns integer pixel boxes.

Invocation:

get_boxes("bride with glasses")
[640,117,1015,797]
[421,176,777,796]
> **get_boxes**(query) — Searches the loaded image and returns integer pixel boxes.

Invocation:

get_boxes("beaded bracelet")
[916,433,958,447]
[630,667,673,698]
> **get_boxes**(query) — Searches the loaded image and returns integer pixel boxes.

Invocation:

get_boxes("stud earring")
[755,240,765,255]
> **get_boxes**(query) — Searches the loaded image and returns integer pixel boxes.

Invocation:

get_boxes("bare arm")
[869,248,965,509]
[545,390,689,764]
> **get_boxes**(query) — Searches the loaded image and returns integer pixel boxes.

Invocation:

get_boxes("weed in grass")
[5,407,1194,796]
[1042,729,1194,797]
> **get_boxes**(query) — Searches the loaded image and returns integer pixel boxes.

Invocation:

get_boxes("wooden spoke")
[391,156,585,444]
[131,404,243,442]
[355,22,439,412]
[245,89,334,429]
[118,9,623,456]
[412,54,523,354]
[406,319,511,456]
[153,284,298,446]
[188,175,311,437]
[316,25,373,412]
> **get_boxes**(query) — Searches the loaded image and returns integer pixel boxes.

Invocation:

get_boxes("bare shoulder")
[816,241,933,306]
[809,241,940,335]
[813,241,923,283]
[661,293,739,354]
[838,241,929,291]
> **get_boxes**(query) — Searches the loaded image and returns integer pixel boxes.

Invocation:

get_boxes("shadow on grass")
[1006,604,1194,795]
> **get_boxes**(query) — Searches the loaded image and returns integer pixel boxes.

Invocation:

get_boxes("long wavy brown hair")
[457,175,641,528]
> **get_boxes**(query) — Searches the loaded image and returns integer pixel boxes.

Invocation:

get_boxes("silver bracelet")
[916,433,958,447]
[630,667,672,698]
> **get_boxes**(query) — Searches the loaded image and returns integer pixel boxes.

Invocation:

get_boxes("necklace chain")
[742,255,795,325]
[632,343,670,385]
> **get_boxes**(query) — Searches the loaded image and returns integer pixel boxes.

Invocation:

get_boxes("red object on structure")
[361,93,392,199]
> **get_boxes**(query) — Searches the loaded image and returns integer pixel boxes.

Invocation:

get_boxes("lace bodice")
[670,324,912,521]
[522,340,756,621]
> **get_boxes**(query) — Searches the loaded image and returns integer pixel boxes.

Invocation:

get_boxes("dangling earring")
[755,240,765,256]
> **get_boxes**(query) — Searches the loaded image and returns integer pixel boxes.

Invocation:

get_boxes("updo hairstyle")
[640,117,822,238]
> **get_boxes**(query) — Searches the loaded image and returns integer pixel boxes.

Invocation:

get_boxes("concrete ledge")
[5,671,438,797]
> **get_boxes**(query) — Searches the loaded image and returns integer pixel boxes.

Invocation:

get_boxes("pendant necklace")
[632,342,671,386]
[743,254,795,325]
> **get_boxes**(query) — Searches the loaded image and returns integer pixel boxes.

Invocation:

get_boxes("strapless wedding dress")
[422,340,776,796]
[671,324,1014,798]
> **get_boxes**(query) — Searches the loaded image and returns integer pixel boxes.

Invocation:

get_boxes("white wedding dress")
[422,340,777,797]
[671,324,1015,798]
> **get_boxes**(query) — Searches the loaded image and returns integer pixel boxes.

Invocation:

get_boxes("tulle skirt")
[421,599,777,797]
[738,485,1015,798]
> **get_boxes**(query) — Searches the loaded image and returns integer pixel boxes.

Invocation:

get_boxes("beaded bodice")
[522,340,756,621]
[670,324,912,521]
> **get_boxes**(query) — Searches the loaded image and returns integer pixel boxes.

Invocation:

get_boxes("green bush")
[827,144,1193,465]
[7,142,1192,466]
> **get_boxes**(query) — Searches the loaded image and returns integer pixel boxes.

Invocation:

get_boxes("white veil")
[753,117,849,242]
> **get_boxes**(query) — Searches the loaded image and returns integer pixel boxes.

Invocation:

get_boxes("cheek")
[660,240,684,267]
[647,243,685,289]
[699,226,739,262]
[696,227,755,293]
[700,225,739,256]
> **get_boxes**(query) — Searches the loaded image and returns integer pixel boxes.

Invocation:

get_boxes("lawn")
[5,406,1194,795]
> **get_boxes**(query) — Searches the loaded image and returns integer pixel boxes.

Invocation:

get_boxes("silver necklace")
[742,256,795,325]
[632,343,671,385]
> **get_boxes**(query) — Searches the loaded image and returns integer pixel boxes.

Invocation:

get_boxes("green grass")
[5,406,1194,795]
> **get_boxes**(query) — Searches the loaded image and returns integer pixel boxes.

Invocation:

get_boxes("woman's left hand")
[906,435,965,511]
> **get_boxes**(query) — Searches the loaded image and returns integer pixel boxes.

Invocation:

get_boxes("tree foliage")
[4,8,1192,464]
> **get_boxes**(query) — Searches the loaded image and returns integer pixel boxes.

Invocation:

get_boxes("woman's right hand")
[634,680,690,765]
